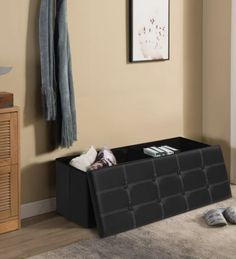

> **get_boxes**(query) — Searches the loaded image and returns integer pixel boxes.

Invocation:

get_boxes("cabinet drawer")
[0,165,18,219]
[0,112,18,166]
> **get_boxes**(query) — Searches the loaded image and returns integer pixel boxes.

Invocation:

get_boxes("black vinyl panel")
[163,195,188,217]
[178,150,202,171]
[187,189,211,209]
[210,182,232,202]
[125,160,154,183]
[154,155,179,177]
[88,145,231,237]
[182,169,207,191]
[135,202,163,227]
[56,160,96,228]
[130,181,158,206]
[159,175,183,198]
[102,211,134,236]
[206,164,228,184]
[92,166,125,191]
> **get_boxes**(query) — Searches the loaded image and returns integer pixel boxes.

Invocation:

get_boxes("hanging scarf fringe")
[39,0,77,148]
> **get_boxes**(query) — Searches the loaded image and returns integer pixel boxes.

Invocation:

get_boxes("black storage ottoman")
[56,137,232,237]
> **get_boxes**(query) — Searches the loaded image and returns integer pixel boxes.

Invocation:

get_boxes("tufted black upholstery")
[88,145,231,237]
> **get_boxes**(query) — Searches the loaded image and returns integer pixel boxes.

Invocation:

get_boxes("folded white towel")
[70,146,97,172]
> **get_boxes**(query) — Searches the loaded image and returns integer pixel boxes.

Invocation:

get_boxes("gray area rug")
[29,198,236,259]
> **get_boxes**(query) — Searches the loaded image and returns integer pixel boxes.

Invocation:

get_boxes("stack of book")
[143,145,179,158]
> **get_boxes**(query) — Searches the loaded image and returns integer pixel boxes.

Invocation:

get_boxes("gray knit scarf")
[39,0,77,148]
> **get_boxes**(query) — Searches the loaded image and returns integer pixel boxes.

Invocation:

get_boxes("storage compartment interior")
[60,137,209,168]
[112,137,209,164]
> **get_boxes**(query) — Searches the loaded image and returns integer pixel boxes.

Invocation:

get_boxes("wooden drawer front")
[0,166,11,218]
[0,112,18,166]
[0,165,18,219]
[0,116,11,166]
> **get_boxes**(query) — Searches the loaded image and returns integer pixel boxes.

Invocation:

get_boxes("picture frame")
[129,0,170,63]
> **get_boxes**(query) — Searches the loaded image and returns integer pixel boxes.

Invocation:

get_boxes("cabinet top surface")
[0,106,19,114]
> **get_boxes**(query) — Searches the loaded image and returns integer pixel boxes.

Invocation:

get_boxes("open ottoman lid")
[88,145,231,237]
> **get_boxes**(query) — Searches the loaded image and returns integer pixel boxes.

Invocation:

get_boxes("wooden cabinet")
[0,107,20,234]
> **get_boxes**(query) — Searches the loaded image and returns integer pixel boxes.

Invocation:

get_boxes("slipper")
[203,208,227,227]
[223,207,236,224]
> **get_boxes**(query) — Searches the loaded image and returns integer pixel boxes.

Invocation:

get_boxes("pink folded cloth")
[88,147,117,171]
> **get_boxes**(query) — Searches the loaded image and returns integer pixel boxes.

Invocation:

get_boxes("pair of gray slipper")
[204,207,236,227]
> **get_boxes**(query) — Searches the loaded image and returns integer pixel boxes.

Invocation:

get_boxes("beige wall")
[183,0,203,139]
[231,0,236,183]
[202,0,231,172]
[0,0,203,204]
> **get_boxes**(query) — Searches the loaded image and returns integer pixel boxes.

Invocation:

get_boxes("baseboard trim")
[21,197,56,219]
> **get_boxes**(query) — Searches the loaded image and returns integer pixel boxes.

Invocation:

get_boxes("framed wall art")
[129,0,170,62]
